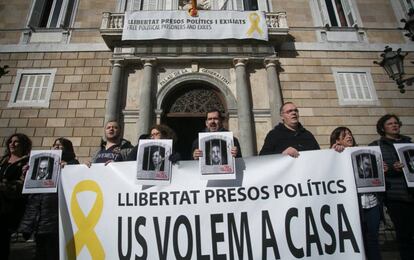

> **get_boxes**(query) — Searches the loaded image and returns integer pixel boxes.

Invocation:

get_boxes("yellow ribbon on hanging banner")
[66,180,105,260]
[246,12,263,37]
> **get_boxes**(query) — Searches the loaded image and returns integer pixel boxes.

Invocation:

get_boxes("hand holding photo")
[394,143,414,187]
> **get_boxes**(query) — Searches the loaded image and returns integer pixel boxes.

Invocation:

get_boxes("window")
[317,0,357,27]
[399,0,414,13]
[8,69,56,108]
[332,68,379,106]
[391,0,414,28]
[28,0,78,29]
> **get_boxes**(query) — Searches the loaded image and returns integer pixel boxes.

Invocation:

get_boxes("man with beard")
[89,120,133,165]
[260,102,320,157]
[192,109,242,160]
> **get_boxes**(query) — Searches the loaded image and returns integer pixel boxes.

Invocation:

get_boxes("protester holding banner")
[0,133,32,260]
[19,137,79,260]
[260,102,320,157]
[88,120,133,165]
[192,109,241,160]
[370,114,413,260]
[330,127,382,260]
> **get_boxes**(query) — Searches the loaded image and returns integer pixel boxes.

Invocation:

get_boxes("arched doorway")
[162,82,226,160]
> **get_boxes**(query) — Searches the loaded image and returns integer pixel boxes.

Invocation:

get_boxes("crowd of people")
[0,102,413,259]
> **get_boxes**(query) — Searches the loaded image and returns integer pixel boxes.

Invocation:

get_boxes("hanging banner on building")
[122,10,268,41]
[59,149,365,259]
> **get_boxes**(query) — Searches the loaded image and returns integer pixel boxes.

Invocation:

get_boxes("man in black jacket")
[259,102,320,157]
[192,109,242,160]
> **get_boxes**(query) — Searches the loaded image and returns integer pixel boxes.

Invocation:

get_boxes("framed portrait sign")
[350,147,385,193]
[23,150,62,194]
[136,139,173,185]
[199,132,236,180]
[394,143,414,188]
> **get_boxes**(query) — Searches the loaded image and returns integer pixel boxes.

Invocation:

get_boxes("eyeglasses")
[150,131,161,138]
[283,108,299,114]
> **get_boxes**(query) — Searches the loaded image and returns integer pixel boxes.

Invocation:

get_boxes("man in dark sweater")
[259,102,320,157]
[192,109,242,160]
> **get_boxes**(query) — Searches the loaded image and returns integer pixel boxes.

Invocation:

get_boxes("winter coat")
[0,155,29,232]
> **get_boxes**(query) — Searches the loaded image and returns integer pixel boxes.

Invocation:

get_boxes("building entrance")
[162,83,226,160]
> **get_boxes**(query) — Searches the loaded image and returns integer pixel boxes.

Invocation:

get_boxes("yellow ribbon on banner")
[66,180,105,260]
[246,12,263,36]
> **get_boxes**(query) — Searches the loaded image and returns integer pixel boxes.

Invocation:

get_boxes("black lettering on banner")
[261,211,281,260]
[139,192,148,206]
[211,214,226,260]
[179,191,191,205]
[173,215,193,260]
[273,185,283,198]
[154,216,171,260]
[320,205,336,255]
[285,207,304,258]
[305,207,323,256]
[118,217,132,259]
[336,180,346,193]
[205,189,214,203]
[261,186,270,199]
[228,188,237,202]
[237,187,247,201]
[159,191,169,206]
[285,184,297,197]
[216,189,226,202]
[118,193,124,206]
[228,212,253,260]
[247,187,260,200]
[195,215,210,260]
[135,216,148,260]
[327,180,337,194]
[337,204,360,253]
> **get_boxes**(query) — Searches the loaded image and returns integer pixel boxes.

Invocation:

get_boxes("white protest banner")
[122,10,268,41]
[59,149,365,260]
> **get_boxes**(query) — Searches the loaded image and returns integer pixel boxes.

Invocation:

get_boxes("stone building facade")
[0,0,413,161]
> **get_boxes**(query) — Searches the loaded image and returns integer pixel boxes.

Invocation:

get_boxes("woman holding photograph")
[370,114,413,260]
[0,133,32,260]
[330,127,382,260]
[127,124,180,162]
[19,137,78,260]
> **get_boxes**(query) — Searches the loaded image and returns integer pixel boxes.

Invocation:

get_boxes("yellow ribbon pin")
[246,12,264,36]
[66,180,105,260]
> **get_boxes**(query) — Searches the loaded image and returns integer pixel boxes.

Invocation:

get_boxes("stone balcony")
[100,11,289,48]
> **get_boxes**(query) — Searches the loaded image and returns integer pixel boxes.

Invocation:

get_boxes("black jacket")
[0,155,29,232]
[19,158,79,235]
[191,128,242,158]
[370,135,413,202]
[259,123,320,155]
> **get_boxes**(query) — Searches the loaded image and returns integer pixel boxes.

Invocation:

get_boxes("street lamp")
[374,46,413,93]
[401,8,414,41]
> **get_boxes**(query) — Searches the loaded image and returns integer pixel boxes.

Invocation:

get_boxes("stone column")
[137,58,156,136]
[234,58,256,156]
[265,58,283,126]
[105,59,123,124]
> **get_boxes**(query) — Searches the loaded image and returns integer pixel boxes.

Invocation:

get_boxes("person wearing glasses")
[259,102,320,157]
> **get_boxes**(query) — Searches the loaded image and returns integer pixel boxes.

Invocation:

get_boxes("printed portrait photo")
[403,149,414,174]
[136,139,172,185]
[356,153,378,179]
[205,139,228,166]
[351,148,385,193]
[394,144,414,187]
[199,132,236,180]
[23,150,62,194]
[143,145,166,172]
[31,156,55,181]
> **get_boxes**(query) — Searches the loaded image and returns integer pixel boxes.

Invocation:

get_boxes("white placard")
[23,150,61,193]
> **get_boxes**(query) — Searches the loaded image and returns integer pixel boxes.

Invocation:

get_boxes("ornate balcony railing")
[100,11,289,47]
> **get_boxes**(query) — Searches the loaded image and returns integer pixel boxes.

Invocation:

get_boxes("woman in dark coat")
[0,133,32,260]
[19,137,79,260]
